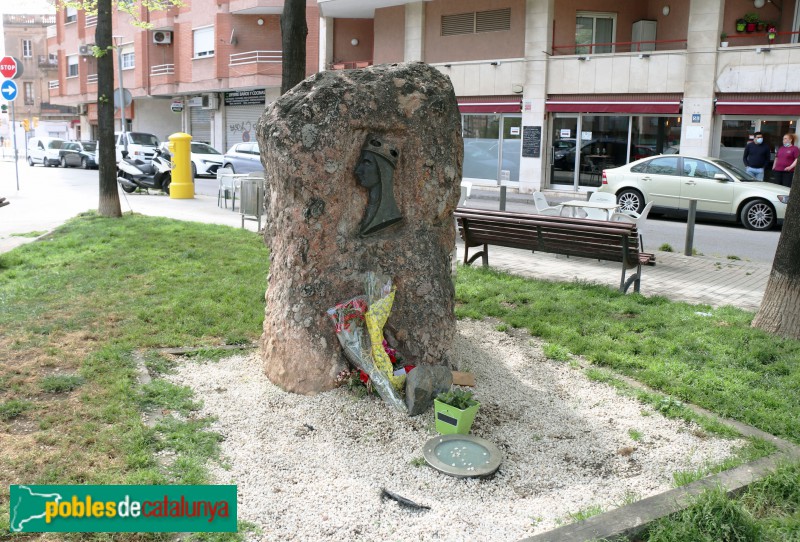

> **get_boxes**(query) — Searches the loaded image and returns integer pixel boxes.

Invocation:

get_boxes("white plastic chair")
[217,167,236,209]
[610,201,653,227]
[532,191,562,216]
[580,191,618,220]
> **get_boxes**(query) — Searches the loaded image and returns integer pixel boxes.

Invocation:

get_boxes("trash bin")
[239,178,265,229]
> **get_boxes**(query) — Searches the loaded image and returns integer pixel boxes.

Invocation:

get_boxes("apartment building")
[48,0,320,152]
[48,0,800,191]
[2,12,76,146]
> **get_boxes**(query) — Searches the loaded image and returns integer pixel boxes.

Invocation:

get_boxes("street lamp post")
[113,35,127,154]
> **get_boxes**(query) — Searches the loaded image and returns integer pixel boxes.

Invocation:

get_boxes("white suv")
[115,132,160,163]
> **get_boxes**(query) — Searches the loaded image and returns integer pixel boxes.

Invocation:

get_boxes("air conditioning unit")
[201,93,218,110]
[78,44,93,56]
[153,31,172,45]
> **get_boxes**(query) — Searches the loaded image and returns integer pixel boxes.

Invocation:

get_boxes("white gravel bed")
[165,318,743,542]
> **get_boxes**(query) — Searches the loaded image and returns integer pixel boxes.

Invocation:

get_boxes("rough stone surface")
[404,365,454,416]
[257,62,463,394]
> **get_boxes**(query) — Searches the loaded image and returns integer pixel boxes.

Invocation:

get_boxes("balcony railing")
[49,80,59,90]
[38,55,58,69]
[87,73,98,84]
[229,50,281,66]
[3,14,56,25]
[85,14,97,27]
[151,64,175,76]
[723,30,800,48]
[552,38,687,55]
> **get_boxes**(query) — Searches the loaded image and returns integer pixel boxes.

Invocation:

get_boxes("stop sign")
[0,57,18,79]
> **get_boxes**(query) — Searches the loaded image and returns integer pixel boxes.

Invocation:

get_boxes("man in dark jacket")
[743,132,771,180]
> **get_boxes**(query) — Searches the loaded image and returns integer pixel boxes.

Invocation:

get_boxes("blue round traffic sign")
[0,79,18,102]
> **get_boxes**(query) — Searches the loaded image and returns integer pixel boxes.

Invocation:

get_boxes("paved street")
[0,160,773,311]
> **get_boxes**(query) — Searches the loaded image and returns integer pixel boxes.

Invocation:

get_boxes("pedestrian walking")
[743,131,770,180]
[771,133,798,188]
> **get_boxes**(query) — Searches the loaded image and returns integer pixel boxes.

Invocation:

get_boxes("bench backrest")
[455,208,641,268]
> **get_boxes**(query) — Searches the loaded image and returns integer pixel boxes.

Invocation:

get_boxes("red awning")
[715,93,800,115]
[458,96,521,113]
[715,102,800,115]
[545,93,682,114]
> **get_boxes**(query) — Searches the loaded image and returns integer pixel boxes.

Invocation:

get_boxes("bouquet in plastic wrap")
[327,272,408,413]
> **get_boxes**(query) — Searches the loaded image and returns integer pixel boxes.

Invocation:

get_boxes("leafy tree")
[57,0,177,217]
[280,0,308,94]
[752,174,800,338]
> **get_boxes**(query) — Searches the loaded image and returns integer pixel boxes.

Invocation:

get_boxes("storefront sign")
[522,126,541,158]
[170,100,184,113]
[224,90,266,107]
[560,129,571,138]
[691,113,701,123]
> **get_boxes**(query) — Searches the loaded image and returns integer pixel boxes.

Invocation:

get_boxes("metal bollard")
[684,199,697,256]
[499,185,507,211]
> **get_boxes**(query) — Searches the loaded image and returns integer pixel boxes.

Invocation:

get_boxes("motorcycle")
[117,147,173,194]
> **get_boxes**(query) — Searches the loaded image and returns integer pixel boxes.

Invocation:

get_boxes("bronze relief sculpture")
[355,135,403,236]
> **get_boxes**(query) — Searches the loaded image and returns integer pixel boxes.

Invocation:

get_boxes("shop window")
[576,12,616,54]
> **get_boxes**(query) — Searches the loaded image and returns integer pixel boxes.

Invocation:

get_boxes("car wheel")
[191,162,197,179]
[60,157,67,168]
[81,157,89,169]
[741,200,775,231]
[224,163,235,174]
[27,156,34,166]
[617,189,645,214]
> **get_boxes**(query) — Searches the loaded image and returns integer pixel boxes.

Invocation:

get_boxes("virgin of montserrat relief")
[257,63,463,394]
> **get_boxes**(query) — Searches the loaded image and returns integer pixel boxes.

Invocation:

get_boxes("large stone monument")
[258,62,463,394]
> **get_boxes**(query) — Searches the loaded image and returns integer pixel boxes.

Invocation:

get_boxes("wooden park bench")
[454,207,655,294]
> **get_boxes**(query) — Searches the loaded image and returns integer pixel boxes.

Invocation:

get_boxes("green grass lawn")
[0,213,797,540]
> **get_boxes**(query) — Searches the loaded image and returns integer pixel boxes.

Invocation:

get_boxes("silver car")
[599,155,790,231]
[222,142,264,174]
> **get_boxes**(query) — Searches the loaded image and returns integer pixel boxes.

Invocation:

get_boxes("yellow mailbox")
[168,132,194,199]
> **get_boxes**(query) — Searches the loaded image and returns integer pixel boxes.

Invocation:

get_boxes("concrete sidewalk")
[1,176,769,312]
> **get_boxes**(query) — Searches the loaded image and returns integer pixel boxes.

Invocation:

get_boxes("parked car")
[222,142,263,174]
[115,131,160,163]
[599,154,790,231]
[58,140,98,169]
[189,142,224,177]
[27,136,64,167]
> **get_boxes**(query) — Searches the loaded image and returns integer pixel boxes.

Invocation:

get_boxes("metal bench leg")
[621,262,642,293]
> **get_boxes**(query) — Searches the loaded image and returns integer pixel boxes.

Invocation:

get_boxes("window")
[442,8,511,36]
[193,26,214,58]
[22,39,33,58]
[24,82,34,105]
[683,158,724,179]
[65,6,78,23]
[49,53,58,65]
[67,55,78,77]
[121,47,135,70]
[576,12,616,54]
[644,157,679,175]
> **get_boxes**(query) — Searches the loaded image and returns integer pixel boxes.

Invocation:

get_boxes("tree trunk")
[95,0,122,217]
[752,169,800,338]
[280,0,307,95]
